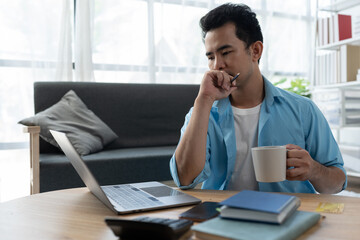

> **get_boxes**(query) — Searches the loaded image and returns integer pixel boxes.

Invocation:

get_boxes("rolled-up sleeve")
[305,100,347,190]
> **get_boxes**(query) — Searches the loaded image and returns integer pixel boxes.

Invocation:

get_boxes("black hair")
[200,3,263,49]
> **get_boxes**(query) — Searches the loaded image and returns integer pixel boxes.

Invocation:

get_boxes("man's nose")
[214,57,225,70]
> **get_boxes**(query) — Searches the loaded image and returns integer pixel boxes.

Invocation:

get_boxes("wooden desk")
[0,188,359,240]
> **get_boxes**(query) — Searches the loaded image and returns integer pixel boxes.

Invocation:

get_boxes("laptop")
[50,130,201,214]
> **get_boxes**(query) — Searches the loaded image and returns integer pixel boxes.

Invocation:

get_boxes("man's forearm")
[175,96,214,186]
[310,164,346,194]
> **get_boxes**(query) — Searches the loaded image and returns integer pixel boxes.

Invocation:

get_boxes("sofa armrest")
[23,126,40,194]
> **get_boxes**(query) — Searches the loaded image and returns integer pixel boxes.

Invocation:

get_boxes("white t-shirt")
[226,103,261,191]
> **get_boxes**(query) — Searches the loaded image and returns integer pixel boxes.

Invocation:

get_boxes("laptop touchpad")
[140,186,183,197]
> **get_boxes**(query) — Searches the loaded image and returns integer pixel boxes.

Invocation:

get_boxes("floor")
[0,148,29,202]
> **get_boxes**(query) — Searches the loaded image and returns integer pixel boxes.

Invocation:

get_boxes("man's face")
[204,22,255,84]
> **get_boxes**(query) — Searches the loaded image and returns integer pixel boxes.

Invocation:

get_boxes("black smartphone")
[179,201,221,222]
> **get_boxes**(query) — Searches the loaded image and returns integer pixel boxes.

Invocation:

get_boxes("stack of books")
[317,13,352,47]
[192,190,321,240]
[219,190,300,224]
[314,44,360,86]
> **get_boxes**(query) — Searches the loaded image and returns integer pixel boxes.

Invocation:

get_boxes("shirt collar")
[263,76,284,111]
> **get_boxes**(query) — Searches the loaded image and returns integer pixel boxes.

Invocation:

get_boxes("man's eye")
[208,56,214,60]
[223,51,231,56]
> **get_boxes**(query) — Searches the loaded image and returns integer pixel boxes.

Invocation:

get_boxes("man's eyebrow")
[205,44,233,56]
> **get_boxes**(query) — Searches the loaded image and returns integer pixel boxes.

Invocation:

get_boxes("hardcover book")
[219,190,300,224]
[338,14,352,41]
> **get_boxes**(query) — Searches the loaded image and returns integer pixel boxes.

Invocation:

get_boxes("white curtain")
[0,0,69,202]
[56,0,73,82]
[55,0,95,82]
[74,0,95,82]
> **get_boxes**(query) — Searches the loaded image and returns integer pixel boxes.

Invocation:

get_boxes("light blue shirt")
[170,77,347,193]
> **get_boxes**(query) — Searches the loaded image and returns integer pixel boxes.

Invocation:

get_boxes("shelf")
[312,81,360,89]
[347,171,360,177]
[317,36,360,51]
[330,124,360,129]
[313,1,360,182]
[341,144,360,174]
[319,0,360,12]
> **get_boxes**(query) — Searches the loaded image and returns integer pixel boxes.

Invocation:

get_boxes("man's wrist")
[195,94,216,109]
[308,160,325,183]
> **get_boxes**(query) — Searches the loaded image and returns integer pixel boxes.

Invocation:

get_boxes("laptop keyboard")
[103,185,164,210]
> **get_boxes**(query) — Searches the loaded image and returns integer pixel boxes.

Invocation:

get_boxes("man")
[169,3,346,193]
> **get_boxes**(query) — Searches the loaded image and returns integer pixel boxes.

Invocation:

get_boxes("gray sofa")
[25,81,199,193]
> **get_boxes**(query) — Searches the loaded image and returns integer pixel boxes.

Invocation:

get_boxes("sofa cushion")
[39,146,176,192]
[19,90,118,155]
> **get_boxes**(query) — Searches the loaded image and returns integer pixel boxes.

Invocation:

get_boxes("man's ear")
[251,41,263,63]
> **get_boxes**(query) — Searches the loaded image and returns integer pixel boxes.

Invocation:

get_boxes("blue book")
[192,211,321,240]
[220,190,300,224]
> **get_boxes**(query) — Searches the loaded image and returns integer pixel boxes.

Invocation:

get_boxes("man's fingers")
[211,71,223,88]
[286,158,303,168]
[287,149,309,159]
[217,71,233,91]
[207,70,234,92]
[286,168,307,181]
[287,167,301,177]
[286,144,302,150]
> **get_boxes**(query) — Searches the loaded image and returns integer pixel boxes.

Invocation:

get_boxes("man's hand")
[198,70,238,103]
[286,144,346,193]
[286,144,316,181]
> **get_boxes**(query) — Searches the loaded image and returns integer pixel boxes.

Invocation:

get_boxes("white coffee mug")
[251,146,286,182]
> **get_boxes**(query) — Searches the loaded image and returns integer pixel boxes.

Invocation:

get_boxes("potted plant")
[273,78,311,98]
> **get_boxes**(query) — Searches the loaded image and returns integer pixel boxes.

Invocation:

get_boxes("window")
[91,0,315,83]
[0,0,67,201]
[0,0,315,201]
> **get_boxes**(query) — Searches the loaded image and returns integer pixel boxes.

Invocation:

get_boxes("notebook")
[50,130,201,214]
[192,211,321,240]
